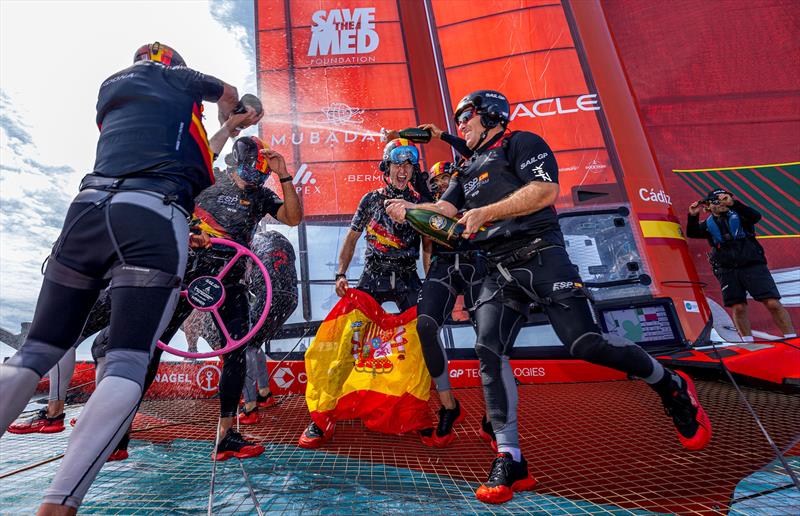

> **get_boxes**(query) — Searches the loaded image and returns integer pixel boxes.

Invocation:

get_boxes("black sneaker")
[479,414,497,452]
[298,421,333,449]
[214,429,264,461]
[659,370,712,451]
[475,453,537,504]
[429,399,467,447]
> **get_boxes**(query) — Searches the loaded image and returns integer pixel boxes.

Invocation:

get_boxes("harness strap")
[44,256,110,291]
[110,264,181,289]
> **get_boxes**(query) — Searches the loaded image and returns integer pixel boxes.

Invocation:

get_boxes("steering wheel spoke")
[158,237,272,359]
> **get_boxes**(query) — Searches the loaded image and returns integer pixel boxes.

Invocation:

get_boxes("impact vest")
[452,131,562,251]
[706,210,751,247]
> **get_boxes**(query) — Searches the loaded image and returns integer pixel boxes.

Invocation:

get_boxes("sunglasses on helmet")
[388,145,419,165]
[456,107,476,126]
[232,139,270,186]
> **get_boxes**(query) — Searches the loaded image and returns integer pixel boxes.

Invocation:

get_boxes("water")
[0,436,661,515]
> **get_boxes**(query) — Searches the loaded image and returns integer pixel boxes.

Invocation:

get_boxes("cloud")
[0,1,258,330]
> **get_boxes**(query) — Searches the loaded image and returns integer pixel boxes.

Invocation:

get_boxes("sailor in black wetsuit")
[298,138,426,449]
[388,90,713,504]
[90,135,301,461]
[416,161,488,449]
[0,42,258,513]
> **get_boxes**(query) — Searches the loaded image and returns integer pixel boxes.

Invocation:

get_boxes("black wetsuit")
[440,130,667,452]
[350,185,423,310]
[0,60,224,509]
[136,174,284,418]
[417,222,485,392]
[92,174,286,420]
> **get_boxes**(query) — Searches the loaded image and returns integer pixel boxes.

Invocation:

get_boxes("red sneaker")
[660,370,712,451]
[214,430,264,461]
[475,453,537,504]
[237,407,259,425]
[107,449,129,462]
[479,414,498,453]
[298,421,333,449]
[7,409,65,434]
[257,392,277,408]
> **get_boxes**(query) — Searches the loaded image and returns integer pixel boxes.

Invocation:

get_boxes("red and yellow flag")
[305,289,432,435]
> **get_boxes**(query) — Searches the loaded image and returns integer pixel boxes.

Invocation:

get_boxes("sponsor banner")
[431,1,616,211]
[256,2,420,217]
[37,359,627,397]
[265,161,385,216]
[267,360,308,394]
[446,359,626,388]
[259,108,415,162]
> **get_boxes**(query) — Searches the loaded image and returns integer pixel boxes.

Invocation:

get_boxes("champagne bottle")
[233,93,263,116]
[398,127,432,143]
[405,208,482,246]
[380,127,432,143]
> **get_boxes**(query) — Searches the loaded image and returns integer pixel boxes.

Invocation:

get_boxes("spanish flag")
[305,289,433,434]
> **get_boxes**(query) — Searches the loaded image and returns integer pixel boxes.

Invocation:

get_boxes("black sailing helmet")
[454,90,510,130]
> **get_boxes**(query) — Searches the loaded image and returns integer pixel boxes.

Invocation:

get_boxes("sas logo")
[429,215,447,231]
[292,164,321,194]
[308,8,380,64]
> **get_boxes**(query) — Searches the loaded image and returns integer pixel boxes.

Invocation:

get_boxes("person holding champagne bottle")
[386,89,712,504]
[414,162,494,450]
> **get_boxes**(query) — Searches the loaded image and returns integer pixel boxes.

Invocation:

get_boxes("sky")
[0,0,257,357]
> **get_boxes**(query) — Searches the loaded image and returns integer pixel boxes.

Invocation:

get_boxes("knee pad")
[102,349,150,390]
[91,327,111,362]
[475,341,503,381]
[417,315,446,378]
[569,332,606,361]
[416,315,440,348]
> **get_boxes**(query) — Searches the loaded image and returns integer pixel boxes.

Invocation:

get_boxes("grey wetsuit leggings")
[0,189,188,509]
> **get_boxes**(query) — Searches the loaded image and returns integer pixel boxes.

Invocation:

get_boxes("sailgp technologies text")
[308,8,380,63]
[639,188,672,205]
[510,94,600,119]
[450,367,545,378]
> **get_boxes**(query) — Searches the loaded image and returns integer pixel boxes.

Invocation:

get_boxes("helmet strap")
[471,128,490,151]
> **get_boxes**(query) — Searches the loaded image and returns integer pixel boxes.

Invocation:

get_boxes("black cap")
[706,188,728,201]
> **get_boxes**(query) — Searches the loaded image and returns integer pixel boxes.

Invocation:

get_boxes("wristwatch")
[335,273,346,280]
[280,176,293,183]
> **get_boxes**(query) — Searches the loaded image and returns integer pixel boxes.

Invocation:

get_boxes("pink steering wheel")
[157,237,272,358]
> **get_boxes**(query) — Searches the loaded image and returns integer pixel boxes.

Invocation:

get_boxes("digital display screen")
[601,304,677,344]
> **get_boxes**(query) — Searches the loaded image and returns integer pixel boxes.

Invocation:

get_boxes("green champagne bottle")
[405,208,481,246]
[381,127,432,144]
[397,127,432,143]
